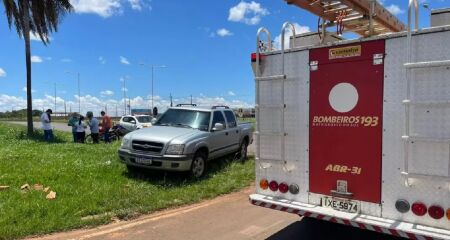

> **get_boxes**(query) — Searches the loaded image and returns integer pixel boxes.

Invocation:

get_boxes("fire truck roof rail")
[284,0,406,37]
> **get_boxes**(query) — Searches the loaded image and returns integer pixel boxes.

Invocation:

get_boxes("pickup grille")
[132,140,164,153]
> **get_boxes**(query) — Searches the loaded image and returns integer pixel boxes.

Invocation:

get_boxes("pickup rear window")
[155,109,211,131]
[224,111,237,128]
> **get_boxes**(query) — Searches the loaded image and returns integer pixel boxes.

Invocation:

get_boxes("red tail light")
[411,202,427,216]
[428,205,444,220]
[269,180,279,192]
[447,208,450,220]
[279,182,289,193]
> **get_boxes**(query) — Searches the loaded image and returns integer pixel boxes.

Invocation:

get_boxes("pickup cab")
[118,105,253,177]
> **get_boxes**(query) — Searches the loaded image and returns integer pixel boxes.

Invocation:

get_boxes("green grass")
[0,123,255,240]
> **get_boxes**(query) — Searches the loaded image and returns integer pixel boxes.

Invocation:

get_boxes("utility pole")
[54,83,57,113]
[77,73,81,114]
[122,77,127,115]
[170,93,173,107]
[64,101,67,118]
[115,104,118,117]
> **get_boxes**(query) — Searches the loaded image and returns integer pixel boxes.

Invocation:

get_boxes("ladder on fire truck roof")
[285,0,406,37]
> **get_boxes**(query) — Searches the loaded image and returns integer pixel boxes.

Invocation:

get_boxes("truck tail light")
[259,179,269,190]
[279,182,289,193]
[447,208,450,220]
[289,184,299,194]
[411,202,427,216]
[395,199,410,213]
[428,205,444,220]
[269,180,279,192]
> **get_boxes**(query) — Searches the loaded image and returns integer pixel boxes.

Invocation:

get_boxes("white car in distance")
[119,115,154,133]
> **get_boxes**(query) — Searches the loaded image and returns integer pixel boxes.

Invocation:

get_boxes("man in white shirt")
[41,109,53,142]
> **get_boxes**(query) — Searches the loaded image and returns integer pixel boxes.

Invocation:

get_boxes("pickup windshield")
[155,109,211,131]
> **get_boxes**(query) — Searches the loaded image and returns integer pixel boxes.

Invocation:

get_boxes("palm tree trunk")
[22,0,33,136]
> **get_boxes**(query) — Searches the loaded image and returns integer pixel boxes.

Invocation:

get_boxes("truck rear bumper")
[118,149,193,172]
[249,194,450,240]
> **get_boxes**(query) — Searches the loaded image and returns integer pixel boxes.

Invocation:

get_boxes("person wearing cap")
[101,111,112,143]
[86,111,99,144]
[41,109,53,142]
[67,113,79,142]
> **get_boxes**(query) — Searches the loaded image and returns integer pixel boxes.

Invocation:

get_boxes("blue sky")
[0,0,448,115]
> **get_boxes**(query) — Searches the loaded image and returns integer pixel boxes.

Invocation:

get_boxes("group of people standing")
[40,109,112,143]
[67,111,112,143]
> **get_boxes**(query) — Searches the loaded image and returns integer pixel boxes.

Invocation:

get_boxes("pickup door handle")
[225,132,229,136]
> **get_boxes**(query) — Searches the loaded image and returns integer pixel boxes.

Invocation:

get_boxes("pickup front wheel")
[237,139,248,162]
[190,152,206,178]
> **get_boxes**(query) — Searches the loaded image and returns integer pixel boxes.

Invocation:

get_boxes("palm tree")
[2,0,73,135]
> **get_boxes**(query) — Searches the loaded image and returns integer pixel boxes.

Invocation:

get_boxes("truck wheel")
[190,152,206,178]
[237,139,248,162]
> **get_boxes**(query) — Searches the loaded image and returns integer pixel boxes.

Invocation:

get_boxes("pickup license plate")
[135,157,152,165]
[321,197,359,213]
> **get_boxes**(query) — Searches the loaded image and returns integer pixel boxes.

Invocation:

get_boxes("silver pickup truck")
[118,105,253,177]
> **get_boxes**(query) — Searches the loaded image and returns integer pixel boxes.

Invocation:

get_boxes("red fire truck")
[250,0,450,239]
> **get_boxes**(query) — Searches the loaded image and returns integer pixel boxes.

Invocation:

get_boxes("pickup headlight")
[165,144,185,155]
[121,137,132,149]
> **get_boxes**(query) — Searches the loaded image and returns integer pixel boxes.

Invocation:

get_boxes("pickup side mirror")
[151,118,157,125]
[212,123,224,132]
[130,120,136,124]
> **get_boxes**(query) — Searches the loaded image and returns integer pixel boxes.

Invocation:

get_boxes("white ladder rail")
[255,22,296,169]
[402,0,450,182]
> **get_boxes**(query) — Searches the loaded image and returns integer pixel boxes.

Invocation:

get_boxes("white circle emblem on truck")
[328,83,359,113]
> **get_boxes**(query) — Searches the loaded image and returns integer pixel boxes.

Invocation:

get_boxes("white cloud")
[228,91,235,96]
[101,90,114,96]
[273,23,310,50]
[70,0,151,18]
[99,56,106,64]
[217,28,233,37]
[70,0,122,18]
[228,1,269,25]
[0,68,6,77]
[61,58,72,63]
[22,87,36,93]
[128,0,151,11]
[386,4,405,15]
[30,32,53,42]
[31,56,43,63]
[120,56,130,65]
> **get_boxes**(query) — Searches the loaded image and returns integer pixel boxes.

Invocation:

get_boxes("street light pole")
[140,63,166,112]
[66,71,81,114]
[77,73,81,114]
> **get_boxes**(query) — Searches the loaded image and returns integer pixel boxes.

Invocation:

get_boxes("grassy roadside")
[0,123,255,240]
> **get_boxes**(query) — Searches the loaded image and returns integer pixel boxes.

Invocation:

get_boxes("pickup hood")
[129,126,200,144]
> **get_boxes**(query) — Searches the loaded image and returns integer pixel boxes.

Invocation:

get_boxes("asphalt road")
[8,121,86,133]
[29,187,402,240]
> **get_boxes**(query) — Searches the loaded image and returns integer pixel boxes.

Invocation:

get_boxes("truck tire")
[237,139,248,162]
[190,152,206,178]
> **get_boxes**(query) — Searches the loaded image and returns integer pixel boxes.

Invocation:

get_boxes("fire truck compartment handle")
[330,190,354,199]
